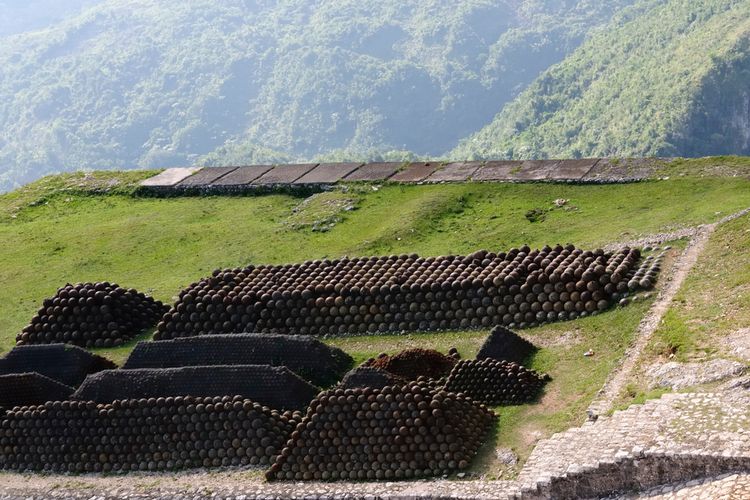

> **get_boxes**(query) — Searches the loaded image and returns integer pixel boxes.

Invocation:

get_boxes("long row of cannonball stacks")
[155,245,645,339]
[16,283,168,348]
[266,383,495,481]
[0,396,298,473]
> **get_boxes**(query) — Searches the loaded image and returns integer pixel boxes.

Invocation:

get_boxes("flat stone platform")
[139,158,664,193]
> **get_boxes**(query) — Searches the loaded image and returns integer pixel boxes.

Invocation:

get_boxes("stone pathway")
[518,389,750,498]
[588,206,750,418]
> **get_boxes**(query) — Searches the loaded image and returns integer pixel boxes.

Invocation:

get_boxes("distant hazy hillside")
[0,0,103,36]
[452,0,750,160]
[0,0,632,191]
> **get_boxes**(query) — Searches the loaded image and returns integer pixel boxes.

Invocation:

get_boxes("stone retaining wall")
[520,454,750,499]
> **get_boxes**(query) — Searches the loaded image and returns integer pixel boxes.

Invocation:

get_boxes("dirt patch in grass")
[285,189,362,232]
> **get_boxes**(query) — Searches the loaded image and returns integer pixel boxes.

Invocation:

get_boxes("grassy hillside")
[3,168,750,358]
[1,159,750,474]
[452,0,750,160]
[650,211,750,361]
[0,0,634,191]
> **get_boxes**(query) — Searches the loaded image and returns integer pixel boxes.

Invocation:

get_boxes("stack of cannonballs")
[17,282,168,348]
[72,365,320,411]
[0,373,74,411]
[266,382,495,481]
[362,348,457,380]
[627,250,665,292]
[443,358,547,406]
[123,333,352,387]
[155,245,646,339]
[476,325,538,364]
[0,344,116,387]
[0,395,297,473]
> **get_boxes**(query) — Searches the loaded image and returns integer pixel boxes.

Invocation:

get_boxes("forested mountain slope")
[452,0,750,160]
[0,0,632,191]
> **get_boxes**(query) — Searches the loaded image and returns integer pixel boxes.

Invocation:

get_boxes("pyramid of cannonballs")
[475,326,537,364]
[627,249,665,291]
[155,245,645,339]
[0,373,74,411]
[443,358,548,406]
[266,383,495,481]
[124,333,352,387]
[362,348,457,380]
[0,344,116,387]
[0,396,296,473]
[72,365,320,411]
[17,282,168,348]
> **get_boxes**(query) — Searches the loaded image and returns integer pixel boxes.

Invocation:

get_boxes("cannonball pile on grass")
[475,326,537,364]
[72,365,320,411]
[443,358,548,406]
[156,245,647,339]
[266,382,495,481]
[123,333,351,387]
[0,344,116,387]
[628,250,666,291]
[17,283,168,348]
[0,395,297,473]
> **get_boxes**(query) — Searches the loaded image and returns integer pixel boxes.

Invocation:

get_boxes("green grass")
[610,213,750,410]
[2,174,750,360]
[650,211,750,361]
[655,156,750,179]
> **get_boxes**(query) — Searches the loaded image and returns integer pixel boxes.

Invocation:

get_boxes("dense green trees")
[452,0,750,160]
[0,0,631,190]
[5,0,750,191]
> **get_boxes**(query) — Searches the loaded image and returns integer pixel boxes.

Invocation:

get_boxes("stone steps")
[513,390,750,498]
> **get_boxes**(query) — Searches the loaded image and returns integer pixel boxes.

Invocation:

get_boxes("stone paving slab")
[472,160,522,181]
[425,161,483,182]
[516,160,560,180]
[252,164,317,185]
[343,162,402,181]
[389,162,440,183]
[140,167,201,187]
[548,158,599,180]
[584,158,661,181]
[210,165,274,186]
[176,166,238,187]
[138,158,658,191]
[293,163,362,185]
